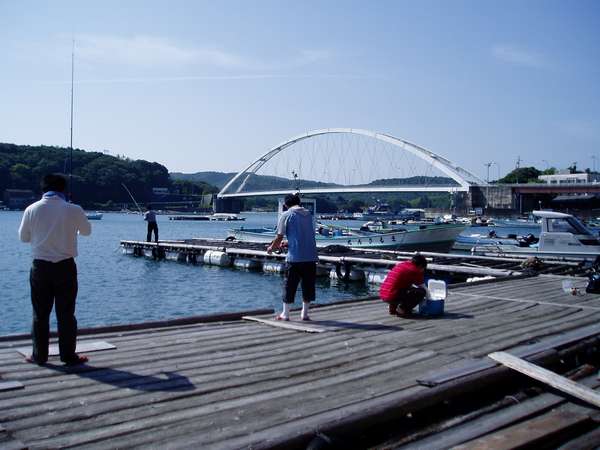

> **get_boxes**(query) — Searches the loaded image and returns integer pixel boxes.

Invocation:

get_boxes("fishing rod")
[68,39,74,201]
[121,183,143,214]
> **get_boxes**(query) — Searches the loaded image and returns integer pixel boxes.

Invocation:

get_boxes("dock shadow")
[406,312,474,321]
[309,320,403,331]
[45,363,196,392]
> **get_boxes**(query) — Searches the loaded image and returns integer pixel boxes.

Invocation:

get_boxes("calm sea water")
[0,211,378,335]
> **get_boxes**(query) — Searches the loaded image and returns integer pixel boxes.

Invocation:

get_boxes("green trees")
[0,143,215,208]
[498,167,542,184]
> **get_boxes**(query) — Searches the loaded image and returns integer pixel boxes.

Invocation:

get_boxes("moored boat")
[471,211,600,261]
[228,222,465,252]
[85,212,103,220]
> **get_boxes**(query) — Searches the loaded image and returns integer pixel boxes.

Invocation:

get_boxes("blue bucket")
[418,299,445,316]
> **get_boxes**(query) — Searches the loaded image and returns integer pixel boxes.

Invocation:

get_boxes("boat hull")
[471,244,600,262]
[229,224,465,252]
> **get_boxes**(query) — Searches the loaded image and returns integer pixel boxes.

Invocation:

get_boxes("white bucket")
[427,279,447,300]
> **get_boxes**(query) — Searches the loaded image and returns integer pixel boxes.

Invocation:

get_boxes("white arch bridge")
[218,128,485,198]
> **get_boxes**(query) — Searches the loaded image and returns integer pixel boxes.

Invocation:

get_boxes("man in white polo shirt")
[18,174,91,366]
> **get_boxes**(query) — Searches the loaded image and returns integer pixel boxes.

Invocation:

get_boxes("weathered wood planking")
[242,316,328,333]
[0,276,599,449]
[488,351,600,408]
[15,341,116,358]
[0,381,24,392]
[452,403,597,450]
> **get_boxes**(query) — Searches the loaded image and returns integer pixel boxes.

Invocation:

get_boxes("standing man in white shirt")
[18,174,92,366]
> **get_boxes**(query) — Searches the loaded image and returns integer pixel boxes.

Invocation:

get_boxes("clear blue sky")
[1,0,599,179]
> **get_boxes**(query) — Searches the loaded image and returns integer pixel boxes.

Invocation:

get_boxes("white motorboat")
[471,211,600,261]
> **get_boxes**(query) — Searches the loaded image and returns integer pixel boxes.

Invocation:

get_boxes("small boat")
[471,211,600,261]
[453,230,537,252]
[210,213,245,221]
[169,215,211,221]
[86,212,103,220]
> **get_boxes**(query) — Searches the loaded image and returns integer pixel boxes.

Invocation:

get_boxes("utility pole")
[592,155,597,173]
[515,157,522,184]
[484,162,493,183]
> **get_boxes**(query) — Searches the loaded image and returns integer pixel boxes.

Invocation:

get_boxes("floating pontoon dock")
[0,275,599,448]
[119,238,591,282]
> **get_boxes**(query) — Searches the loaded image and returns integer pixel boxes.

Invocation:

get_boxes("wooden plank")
[0,308,274,342]
[457,292,600,311]
[488,351,600,408]
[15,341,116,357]
[452,408,592,450]
[0,436,27,450]
[402,376,600,449]
[0,381,24,392]
[556,427,600,450]
[242,316,327,333]
[418,321,600,386]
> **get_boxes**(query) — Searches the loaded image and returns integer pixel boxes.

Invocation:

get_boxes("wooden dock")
[0,275,599,449]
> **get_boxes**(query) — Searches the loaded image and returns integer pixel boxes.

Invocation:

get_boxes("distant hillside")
[170,171,338,191]
[368,176,459,186]
[170,171,236,189]
[171,171,458,191]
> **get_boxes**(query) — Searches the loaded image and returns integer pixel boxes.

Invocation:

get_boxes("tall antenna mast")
[69,39,75,200]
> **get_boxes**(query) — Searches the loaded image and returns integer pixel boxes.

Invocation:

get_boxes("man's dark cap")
[284,193,301,207]
[41,174,67,193]
[411,253,428,269]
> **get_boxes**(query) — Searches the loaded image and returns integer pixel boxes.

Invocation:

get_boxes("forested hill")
[0,143,217,207]
[171,171,456,189]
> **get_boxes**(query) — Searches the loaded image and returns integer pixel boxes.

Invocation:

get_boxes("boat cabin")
[535,210,600,252]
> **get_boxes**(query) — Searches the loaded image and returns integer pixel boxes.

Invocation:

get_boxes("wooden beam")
[242,316,327,333]
[418,323,600,387]
[488,351,600,408]
[15,340,116,357]
[0,381,24,392]
[458,292,600,311]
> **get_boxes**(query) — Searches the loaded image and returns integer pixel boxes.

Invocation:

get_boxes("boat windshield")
[547,217,593,235]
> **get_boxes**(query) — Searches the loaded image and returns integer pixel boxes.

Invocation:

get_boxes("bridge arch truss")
[218,128,485,198]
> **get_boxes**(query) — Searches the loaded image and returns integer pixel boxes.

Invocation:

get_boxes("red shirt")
[380,261,425,302]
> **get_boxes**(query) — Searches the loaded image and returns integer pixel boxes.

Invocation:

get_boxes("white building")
[539,173,600,184]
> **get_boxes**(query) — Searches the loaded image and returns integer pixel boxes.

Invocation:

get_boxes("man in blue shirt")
[267,193,318,321]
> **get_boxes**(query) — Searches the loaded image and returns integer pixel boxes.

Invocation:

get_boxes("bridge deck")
[0,276,599,449]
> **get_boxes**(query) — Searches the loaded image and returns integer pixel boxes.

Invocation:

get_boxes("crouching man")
[380,254,428,317]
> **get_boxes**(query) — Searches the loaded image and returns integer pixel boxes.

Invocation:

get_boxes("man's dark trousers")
[30,258,78,363]
[147,222,158,242]
[283,262,316,304]
[387,286,426,314]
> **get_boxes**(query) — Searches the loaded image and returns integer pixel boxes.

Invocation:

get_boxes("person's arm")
[18,209,31,242]
[267,213,288,253]
[267,234,284,253]
[77,207,92,236]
